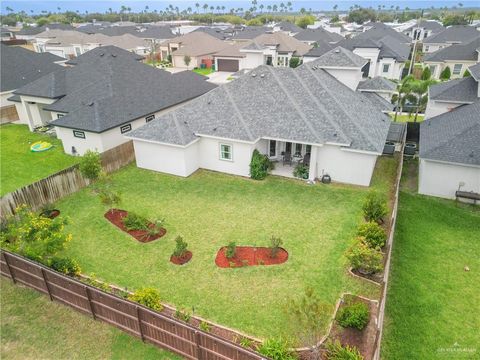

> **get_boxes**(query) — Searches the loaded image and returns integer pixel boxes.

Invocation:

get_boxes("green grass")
[53,157,396,342]
[0,277,180,360]
[0,124,78,195]
[193,68,214,76]
[389,113,425,123]
[382,192,480,359]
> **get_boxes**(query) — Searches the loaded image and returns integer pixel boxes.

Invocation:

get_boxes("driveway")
[207,71,233,85]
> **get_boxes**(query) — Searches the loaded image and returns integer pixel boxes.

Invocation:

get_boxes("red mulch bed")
[104,209,166,243]
[170,251,193,265]
[215,246,288,268]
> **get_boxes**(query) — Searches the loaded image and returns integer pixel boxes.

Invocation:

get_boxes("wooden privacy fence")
[0,141,135,219]
[0,250,265,360]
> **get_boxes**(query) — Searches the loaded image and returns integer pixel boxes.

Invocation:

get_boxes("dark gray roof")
[420,101,480,165]
[304,40,335,58]
[339,35,411,61]
[128,65,391,153]
[424,37,480,62]
[294,28,343,43]
[0,44,62,92]
[136,26,176,39]
[77,24,175,40]
[423,25,479,44]
[361,92,395,112]
[387,122,406,142]
[14,55,215,133]
[65,45,144,65]
[231,27,270,40]
[355,23,411,43]
[418,20,444,32]
[429,77,478,103]
[358,77,397,92]
[305,46,367,68]
[469,63,480,82]
[274,21,302,34]
[193,27,231,40]
[16,24,74,35]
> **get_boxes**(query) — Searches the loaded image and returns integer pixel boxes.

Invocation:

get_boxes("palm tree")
[259,4,264,13]
[195,3,200,13]
[406,79,436,122]
[333,4,338,11]
[203,3,208,13]
[392,76,414,122]
[267,5,272,13]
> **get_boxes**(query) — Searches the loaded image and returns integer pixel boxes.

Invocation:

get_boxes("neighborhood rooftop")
[424,37,480,62]
[64,45,145,65]
[469,63,480,82]
[423,25,480,44]
[294,28,343,43]
[306,46,367,68]
[429,77,479,103]
[242,32,312,55]
[358,77,397,92]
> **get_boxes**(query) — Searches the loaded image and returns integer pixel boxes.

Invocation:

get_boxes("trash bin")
[211,64,215,71]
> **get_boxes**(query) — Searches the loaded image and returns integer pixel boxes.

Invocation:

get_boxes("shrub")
[421,66,431,80]
[199,321,211,332]
[250,149,272,180]
[98,188,122,211]
[258,338,297,360]
[356,221,386,248]
[79,150,102,181]
[293,164,308,179]
[122,212,148,231]
[325,341,364,360]
[49,257,81,276]
[174,308,192,323]
[225,241,236,259]
[172,236,188,257]
[289,56,302,68]
[346,238,383,275]
[336,301,370,330]
[362,191,387,223]
[440,66,451,80]
[128,288,163,311]
[269,236,283,258]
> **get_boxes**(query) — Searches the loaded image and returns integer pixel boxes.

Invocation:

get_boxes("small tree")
[289,56,302,68]
[269,236,283,258]
[250,149,272,180]
[421,66,431,80]
[362,191,388,223]
[440,66,451,80]
[357,221,387,248]
[463,69,471,77]
[98,188,121,213]
[79,150,102,181]
[346,238,383,275]
[225,241,236,259]
[172,236,188,258]
[183,55,191,69]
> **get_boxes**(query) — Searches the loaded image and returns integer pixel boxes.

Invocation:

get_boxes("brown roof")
[213,41,253,58]
[162,32,229,57]
[250,32,312,55]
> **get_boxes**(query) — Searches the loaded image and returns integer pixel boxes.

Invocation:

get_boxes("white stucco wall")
[0,91,14,108]
[419,158,480,200]
[14,102,28,124]
[19,95,57,130]
[172,54,201,69]
[323,68,362,90]
[424,100,464,119]
[241,52,265,69]
[352,48,380,78]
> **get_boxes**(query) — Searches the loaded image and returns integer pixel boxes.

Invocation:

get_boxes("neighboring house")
[425,66,480,118]
[403,20,444,40]
[14,24,74,41]
[159,32,229,68]
[193,27,232,40]
[231,26,270,42]
[422,25,479,53]
[1,28,16,41]
[419,101,480,200]
[424,37,480,79]
[212,41,252,72]
[271,21,303,36]
[12,47,216,154]
[293,28,344,46]
[0,44,62,122]
[64,45,145,66]
[357,77,397,101]
[239,32,312,68]
[303,40,336,62]
[127,64,391,187]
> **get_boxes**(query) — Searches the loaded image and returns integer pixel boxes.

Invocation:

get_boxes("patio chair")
[283,152,292,166]
[302,153,310,167]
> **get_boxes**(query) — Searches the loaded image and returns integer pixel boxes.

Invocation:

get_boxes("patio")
[266,139,312,179]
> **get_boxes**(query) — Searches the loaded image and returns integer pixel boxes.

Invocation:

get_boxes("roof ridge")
[223,84,255,141]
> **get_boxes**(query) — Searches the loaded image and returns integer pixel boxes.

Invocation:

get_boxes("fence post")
[195,331,202,360]
[84,286,96,319]
[2,252,16,284]
[40,268,53,301]
[136,306,145,342]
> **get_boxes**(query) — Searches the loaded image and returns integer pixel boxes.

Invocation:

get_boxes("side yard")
[0,277,180,360]
[0,124,78,195]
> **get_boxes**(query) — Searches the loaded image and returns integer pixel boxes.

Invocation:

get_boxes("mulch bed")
[170,251,193,265]
[215,246,288,268]
[104,209,166,243]
[327,295,379,360]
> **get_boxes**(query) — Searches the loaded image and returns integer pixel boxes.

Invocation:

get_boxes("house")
[293,28,343,46]
[12,47,216,155]
[403,20,444,41]
[239,32,312,68]
[271,21,303,36]
[419,101,480,200]
[0,44,62,122]
[357,77,397,101]
[212,41,252,72]
[424,65,480,118]
[422,25,479,53]
[230,26,270,42]
[302,40,336,62]
[64,45,145,66]
[424,37,480,80]
[14,24,74,41]
[127,64,391,187]
[159,32,229,68]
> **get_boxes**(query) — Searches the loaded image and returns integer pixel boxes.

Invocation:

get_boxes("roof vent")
[100,53,104,56]
[469,151,474,158]
[252,73,256,77]
[111,54,117,57]
[334,48,340,53]
[88,102,94,106]
[213,127,217,131]
[260,73,265,78]
[333,133,337,137]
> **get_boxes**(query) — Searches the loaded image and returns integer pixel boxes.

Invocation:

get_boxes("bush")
[175,308,192,323]
[356,221,386,248]
[172,236,188,257]
[128,288,163,311]
[199,321,211,332]
[336,301,370,330]
[293,164,309,179]
[440,66,451,80]
[258,338,297,360]
[49,256,81,276]
[122,212,148,231]
[346,238,383,275]
[98,188,122,210]
[269,236,283,258]
[289,56,302,68]
[225,241,236,259]
[325,341,364,360]
[362,191,387,223]
[421,66,431,80]
[79,150,102,181]
[250,149,272,180]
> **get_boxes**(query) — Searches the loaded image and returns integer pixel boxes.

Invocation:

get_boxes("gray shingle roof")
[420,101,480,165]
[274,21,302,34]
[65,45,144,65]
[339,35,411,61]
[244,32,312,56]
[0,44,62,92]
[355,23,411,43]
[423,25,479,44]
[304,40,335,58]
[429,77,479,103]
[294,28,343,43]
[469,63,480,81]
[231,26,270,40]
[16,24,74,35]
[193,27,231,40]
[387,122,406,142]
[361,92,395,112]
[305,46,367,68]
[128,65,391,153]
[425,37,480,62]
[358,77,397,92]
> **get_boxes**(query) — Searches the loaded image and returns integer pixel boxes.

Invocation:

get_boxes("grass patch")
[389,113,425,123]
[54,157,395,341]
[381,192,480,359]
[0,277,180,360]
[0,124,78,195]
[193,67,214,76]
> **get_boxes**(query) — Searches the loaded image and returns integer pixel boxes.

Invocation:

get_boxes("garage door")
[217,59,239,72]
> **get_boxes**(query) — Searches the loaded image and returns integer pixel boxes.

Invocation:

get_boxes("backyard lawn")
[54,157,396,342]
[0,124,78,195]
[389,113,425,123]
[0,277,180,360]
[381,193,480,359]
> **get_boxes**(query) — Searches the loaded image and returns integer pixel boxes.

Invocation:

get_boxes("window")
[452,64,462,75]
[57,114,64,119]
[73,130,85,139]
[145,114,155,122]
[269,140,276,157]
[429,65,436,75]
[285,142,292,154]
[120,124,132,134]
[219,143,232,161]
[74,46,82,56]
[424,45,429,52]
[305,145,312,154]
[382,64,390,73]
[295,143,302,156]
[265,55,273,66]
[277,55,288,67]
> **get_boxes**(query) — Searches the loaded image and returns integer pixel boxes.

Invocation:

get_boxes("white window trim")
[452,64,462,75]
[219,143,233,162]
[382,64,390,73]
